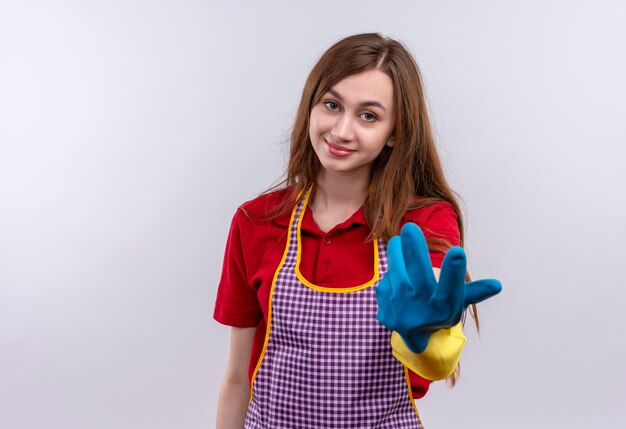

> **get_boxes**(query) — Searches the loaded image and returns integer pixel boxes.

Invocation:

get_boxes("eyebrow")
[327,88,387,112]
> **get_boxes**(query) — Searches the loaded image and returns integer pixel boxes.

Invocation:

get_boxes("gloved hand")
[376,222,502,354]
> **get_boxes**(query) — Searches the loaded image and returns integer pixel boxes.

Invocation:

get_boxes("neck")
[312,168,369,213]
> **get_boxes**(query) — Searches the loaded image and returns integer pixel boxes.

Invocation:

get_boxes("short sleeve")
[213,210,263,327]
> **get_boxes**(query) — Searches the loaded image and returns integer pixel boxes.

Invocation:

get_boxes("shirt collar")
[274,205,369,234]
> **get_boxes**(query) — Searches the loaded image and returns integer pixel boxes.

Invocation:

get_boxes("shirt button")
[324,236,332,245]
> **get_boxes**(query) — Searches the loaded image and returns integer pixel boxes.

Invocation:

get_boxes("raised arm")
[377,223,502,380]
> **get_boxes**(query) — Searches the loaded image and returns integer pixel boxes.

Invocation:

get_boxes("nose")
[331,114,354,142]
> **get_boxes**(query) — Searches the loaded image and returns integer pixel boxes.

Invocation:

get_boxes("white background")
[1,1,625,428]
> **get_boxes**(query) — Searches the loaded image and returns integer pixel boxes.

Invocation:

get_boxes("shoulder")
[404,200,458,225]
[236,186,297,226]
[224,188,295,258]
[403,200,460,245]
[239,187,294,213]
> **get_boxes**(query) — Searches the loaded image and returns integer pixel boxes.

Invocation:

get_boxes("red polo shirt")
[213,188,460,399]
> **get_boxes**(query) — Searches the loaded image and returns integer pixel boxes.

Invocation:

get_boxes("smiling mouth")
[325,139,355,157]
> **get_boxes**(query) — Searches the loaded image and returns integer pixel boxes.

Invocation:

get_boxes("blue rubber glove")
[376,222,502,354]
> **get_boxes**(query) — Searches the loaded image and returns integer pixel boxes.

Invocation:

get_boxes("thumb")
[463,279,502,307]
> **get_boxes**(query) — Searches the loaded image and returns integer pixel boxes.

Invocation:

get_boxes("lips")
[325,139,355,157]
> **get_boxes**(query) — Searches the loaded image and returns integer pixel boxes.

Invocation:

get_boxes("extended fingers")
[437,246,467,311]
[386,235,409,297]
[400,223,436,293]
[375,273,392,302]
[375,276,395,328]
[464,279,502,306]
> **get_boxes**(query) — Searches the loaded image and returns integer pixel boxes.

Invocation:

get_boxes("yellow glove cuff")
[390,323,466,381]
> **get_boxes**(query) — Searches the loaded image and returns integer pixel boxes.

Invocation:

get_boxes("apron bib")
[245,189,423,428]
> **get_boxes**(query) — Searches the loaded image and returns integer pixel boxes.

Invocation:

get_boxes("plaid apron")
[245,190,423,428]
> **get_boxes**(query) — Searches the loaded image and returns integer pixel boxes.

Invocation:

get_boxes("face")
[309,69,395,178]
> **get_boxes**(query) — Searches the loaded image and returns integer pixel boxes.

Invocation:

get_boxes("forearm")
[217,326,256,428]
[216,377,250,429]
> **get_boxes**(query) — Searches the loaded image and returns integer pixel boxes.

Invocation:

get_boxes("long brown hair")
[255,33,477,385]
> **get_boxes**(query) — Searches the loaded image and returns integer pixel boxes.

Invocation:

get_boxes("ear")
[386,137,395,148]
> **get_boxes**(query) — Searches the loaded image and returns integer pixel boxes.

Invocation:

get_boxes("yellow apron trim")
[294,187,380,293]
[403,366,423,423]
[248,190,303,402]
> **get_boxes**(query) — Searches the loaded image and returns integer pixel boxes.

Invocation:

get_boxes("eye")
[323,101,340,111]
[360,112,377,122]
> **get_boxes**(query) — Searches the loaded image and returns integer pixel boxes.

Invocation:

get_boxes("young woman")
[214,33,501,428]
